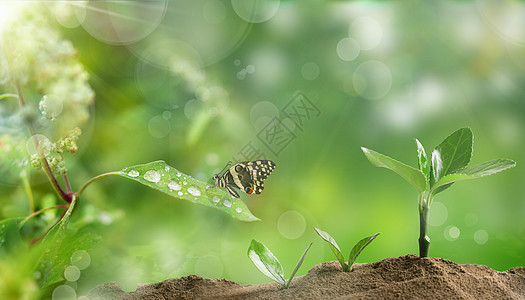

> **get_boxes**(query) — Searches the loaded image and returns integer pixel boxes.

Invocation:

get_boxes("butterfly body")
[214,160,276,198]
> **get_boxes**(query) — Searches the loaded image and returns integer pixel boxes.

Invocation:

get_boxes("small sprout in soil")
[248,239,312,288]
[361,127,516,257]
[314,227,380,272]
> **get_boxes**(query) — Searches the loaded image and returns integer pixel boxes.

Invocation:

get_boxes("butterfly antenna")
[213,160,233,179]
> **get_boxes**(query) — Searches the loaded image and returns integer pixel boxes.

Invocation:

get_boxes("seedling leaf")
[119,161,258,222]
[314,227,348,271]
[361,147,427,193]
[432,159,516,192]
[415,139,430,181]
[248,239,286,287]
[430,127,473,187]
[348,232,381,271]
[286,242,312,288]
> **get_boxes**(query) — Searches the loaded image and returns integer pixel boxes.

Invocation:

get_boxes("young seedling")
[361,127,516,257]
[248,239,312,288]
[314,228,380,272]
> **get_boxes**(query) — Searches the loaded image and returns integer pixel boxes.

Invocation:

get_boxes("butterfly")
[213,160,276,198]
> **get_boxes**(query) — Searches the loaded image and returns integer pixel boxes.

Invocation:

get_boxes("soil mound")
[89,255,525,299]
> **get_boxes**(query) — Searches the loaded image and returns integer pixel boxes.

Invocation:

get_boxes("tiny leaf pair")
[248,239,312,288]
[314,227,380,272]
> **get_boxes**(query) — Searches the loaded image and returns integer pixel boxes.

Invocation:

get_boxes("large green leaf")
[286,242,312,288]
[41,232,100,287]
[430,127,473,187]
[314,227,348,272]
[37,196,77,287]
[248,239,285,287]
[432,159,516,191]
[361,147,427,193]
[119,161,259,222]
[348,232,381,271]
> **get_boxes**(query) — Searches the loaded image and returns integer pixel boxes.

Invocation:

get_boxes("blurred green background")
[1,0,525,296]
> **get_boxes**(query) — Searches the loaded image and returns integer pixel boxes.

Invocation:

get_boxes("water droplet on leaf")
[144,170,161,183]
[223,200,232,207]
[128,170,139,177]
[168,181,181,191]
[187,186,201,196]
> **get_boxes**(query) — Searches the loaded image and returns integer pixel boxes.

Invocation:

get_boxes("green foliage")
[117,161,259,222]
[361,127,516,257]
[348,233,382,268]
[313,227,347,271]
[248,239,312,288]
[432,159,516,191]
[35,196,77,287]
[361,147,427,193]
[0,218,24,258]
[314,227,381,272]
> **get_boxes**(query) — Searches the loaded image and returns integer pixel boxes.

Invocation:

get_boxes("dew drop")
[178,191,183,196]
[128,170,139,177]
[176,172,181,177]
[183,181,188,185]
[206,185,211,189]
[144,170,161,183]
[164,166,170,172]
[236,207,242,213]
[187,186,201,196]
[212,196,220,203]
[223,200,232,207]
[168,181,181,191]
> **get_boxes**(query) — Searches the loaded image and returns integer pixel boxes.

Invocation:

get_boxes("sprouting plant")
[248,239,312,288]
[314,228,380,272]
[361,127,516,257]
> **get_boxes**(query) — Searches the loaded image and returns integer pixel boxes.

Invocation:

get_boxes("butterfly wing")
[244,160,276,194]
[217,160,276,197]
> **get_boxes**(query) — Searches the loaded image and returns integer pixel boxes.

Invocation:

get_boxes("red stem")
[14,81,71,203]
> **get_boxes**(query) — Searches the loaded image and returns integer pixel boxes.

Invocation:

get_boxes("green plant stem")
[418,193,430,257]
[77,172,121,197]
[21,171,35,213]
[0,93,19,100]
[19,205,69,227]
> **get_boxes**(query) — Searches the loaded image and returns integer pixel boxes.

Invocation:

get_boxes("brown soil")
[89,255,525,299]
